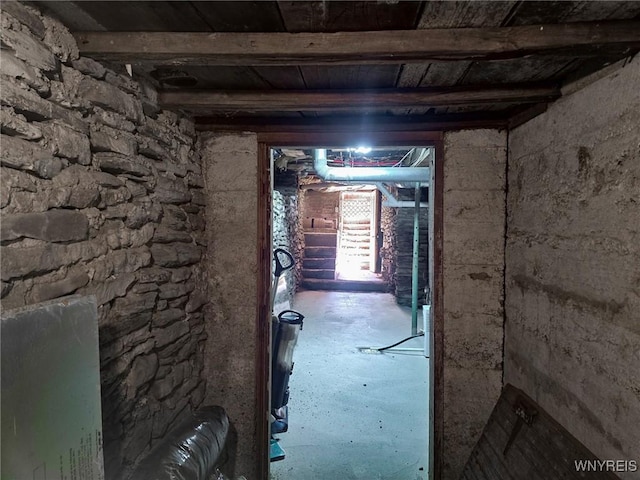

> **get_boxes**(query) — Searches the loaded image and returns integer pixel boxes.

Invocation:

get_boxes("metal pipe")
[411,183,420,335]
[382,348,428,354]
[314,149,430,183]
[375,182,427,208]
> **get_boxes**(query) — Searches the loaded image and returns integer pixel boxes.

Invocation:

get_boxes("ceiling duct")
[313,149,430,183]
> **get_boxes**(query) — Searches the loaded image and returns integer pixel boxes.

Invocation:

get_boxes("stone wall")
[273,189,300,298]
[394,188,429,305]
[380,204,396,287]
[506,58,640,478]
[442,129,506,480]
[302,190,339,229]
[199,132,260,479]
[0,4,207,479]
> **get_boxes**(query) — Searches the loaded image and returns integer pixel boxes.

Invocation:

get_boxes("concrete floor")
[270,291,429,480]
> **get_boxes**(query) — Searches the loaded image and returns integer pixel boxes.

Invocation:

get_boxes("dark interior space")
[1,2,639,480]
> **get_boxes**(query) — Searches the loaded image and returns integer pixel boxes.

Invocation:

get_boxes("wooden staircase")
[339,218,371,270]
[301,228,387,292]
[301,230,337,283]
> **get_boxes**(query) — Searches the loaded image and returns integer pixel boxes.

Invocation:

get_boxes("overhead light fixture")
[348,146,372,154]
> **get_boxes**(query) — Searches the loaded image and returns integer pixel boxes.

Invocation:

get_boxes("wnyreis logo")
[574,460,638,473]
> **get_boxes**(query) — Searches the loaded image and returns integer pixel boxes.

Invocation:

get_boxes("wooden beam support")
[195,112,509,135]
[508,103,550,129]
[74,21,640,66]
[159,85,559,113]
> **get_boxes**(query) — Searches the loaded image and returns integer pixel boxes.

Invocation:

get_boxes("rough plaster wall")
[506,58,640,477]
[200,132,259,479]
[0,4,208,479]
[442,129,506,480]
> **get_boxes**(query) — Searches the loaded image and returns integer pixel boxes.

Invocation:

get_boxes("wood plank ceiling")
[35,1,640,130]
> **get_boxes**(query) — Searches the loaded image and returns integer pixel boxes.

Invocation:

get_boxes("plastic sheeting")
[131,406,230,480]
[1,295,104,480]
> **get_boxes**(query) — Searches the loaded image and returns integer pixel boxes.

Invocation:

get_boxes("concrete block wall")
[506,58,640,478]
[199,132,260,479]
[442,129,506,479]
[0,4,208,479]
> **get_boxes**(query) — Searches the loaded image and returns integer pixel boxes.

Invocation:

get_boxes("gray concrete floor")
[270,291,429,480]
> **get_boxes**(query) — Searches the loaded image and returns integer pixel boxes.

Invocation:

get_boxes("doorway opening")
[264,141,440,480]
[300,185,385,291]
[336,189,380,280]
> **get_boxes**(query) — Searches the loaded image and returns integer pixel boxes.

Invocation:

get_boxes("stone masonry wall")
[506,59,640,479]
[0,4,208,479]
[273,189,300,299]
[380,204,396,287]
[394,188,429,306]
[442,129,506,480]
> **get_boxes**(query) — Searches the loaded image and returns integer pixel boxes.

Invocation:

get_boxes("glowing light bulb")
[355,146,371,154]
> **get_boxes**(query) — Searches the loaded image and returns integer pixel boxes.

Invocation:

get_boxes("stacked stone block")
[394,193,429,306]
[380,204,396,287]
[273,189,301,297]
[379,188,429,305]
[0,4,207,479]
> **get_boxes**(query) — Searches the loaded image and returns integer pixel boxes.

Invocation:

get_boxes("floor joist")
[159,85,560,113]
[74,21,640,66]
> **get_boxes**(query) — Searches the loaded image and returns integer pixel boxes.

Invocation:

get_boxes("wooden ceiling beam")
[194,112,509,134]
[74,21,640,66]
[158,85,559,112]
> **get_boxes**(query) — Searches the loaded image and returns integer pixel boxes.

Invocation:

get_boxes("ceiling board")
[61,1,212,31]
[399,62,472,114]
[461,57,578,85]
[31,0,640,123]
[300,65,400,89]
[277,1,422,32]
[417,1,517,29]
[191,1,285,32]
[506,0,640,26]
[252,67,307,90]
[420,62,471,87]
[175,66,272,90]
[397,1,516,91]
[278,1,419,91]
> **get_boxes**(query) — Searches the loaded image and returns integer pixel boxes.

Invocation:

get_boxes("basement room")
[0,2,638,480]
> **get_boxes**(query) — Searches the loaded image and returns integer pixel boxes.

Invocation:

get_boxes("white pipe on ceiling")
[313,148,430,183]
